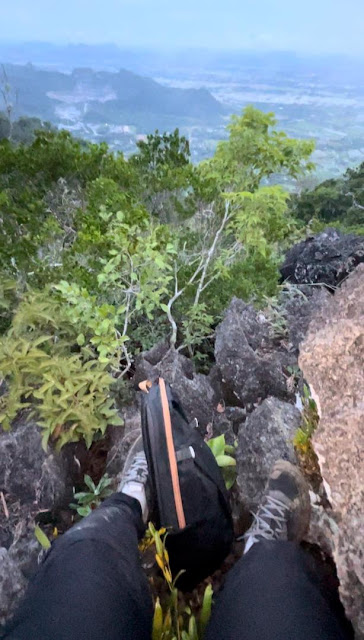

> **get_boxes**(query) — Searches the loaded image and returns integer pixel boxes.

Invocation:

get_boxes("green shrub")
[70,474,114,517]
[207,434,237,490]
[145,523,213,640]
[0,287,124,448]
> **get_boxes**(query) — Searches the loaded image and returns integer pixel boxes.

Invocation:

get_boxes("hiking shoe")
[118,436,150,523]
[242,460,310,553]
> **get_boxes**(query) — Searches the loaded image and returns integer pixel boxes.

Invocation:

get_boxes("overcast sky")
[1,0,363,55]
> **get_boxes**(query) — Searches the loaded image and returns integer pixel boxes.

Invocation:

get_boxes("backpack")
[141,378,234,590]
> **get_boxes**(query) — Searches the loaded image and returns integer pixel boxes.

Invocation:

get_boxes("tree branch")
[346,192,364,211]
[193,200,231,307]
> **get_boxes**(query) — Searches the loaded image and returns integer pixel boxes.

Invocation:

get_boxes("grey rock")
[236,397,300,511]
[280,227,364,287]
[215,298,289,407]
[106,403,141,480]
[211,406,246,446]
[134,347,219,431]
[0,515,41,625]
[0,417,67,509]
[0,417,68,625]
[305,491,338,558]
[283,285,331,351]
[300,264,364,638]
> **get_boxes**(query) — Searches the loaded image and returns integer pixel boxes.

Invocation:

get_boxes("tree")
[292,161,364,228]
[130,129,206,222]
[200,106,315,193]
[0,112,10,140]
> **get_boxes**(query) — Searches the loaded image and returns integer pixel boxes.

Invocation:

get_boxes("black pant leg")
[2,493,153,640]
[205,540,353,640]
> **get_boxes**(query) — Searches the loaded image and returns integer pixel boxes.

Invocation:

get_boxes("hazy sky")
[1,0,364,55]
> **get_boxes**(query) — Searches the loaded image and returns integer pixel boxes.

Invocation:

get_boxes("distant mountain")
[0,63,225,132]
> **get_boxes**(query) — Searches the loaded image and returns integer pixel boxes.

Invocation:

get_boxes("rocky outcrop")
[283,284,330,351]
[0,418,67,508]
[215,298,289,407]
[106,403,141,479]
[0,418,69,625]
[300,264,364,639]
[236,397,300,512]
[134,346,219,431]
[281,228,364,287]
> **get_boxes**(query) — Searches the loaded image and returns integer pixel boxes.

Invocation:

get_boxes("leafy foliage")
[207,434,237,490]
[0,107,319,446]
[129,129,205,222]
[145,523,213,640]
[293,384,319,455]
[199,106,315,194]
[0,288,123,448]
[70,474,114,517]
[291,161,364,230]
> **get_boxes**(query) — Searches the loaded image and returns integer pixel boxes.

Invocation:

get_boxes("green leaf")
[84,474,96,492]
[77,333,85,346]
[207,435,225,457]
[199,584,213,638]
[215,454,236,467]
[34,525,51,550]
[77,505,92,517]
[224,444,236,456]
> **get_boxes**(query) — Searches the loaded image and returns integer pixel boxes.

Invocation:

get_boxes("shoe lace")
[243,494,289,542]
[122,452,148,485]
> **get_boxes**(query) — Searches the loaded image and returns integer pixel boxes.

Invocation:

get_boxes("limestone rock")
[300,264,364,638]
[215,298,289,408]
[106,403,141,479]
[134,347,219,431]
[281,227,364,287]
[0,418,68,625]
[236,396,300,512]
[0,418,67,509]
[0,515,40,625]
[283,284,331,351]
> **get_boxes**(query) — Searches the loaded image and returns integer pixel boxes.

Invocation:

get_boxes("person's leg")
[206,461,353,640]
[2,443,153,640]
[205,540,352,640]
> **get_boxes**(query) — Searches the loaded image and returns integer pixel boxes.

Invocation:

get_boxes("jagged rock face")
[284,284,330,351]
[106,403,141,479]
[0,418,69,625]
[281,228,364,287]
[0,418,67,508]
[215,298,289,408]
[134,346,219,431]
[236,397,300,513]
[300,264,364,639]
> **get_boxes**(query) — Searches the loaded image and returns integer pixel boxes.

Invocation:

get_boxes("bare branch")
[346,192,364,211]
[166,256,206,348]
[117,292,132,378]
[193,200,231,307]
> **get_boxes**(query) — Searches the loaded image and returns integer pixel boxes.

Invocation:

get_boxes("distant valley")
[0,44,363,180]
[1,62,225,157]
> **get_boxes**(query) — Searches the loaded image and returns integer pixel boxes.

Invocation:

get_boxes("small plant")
[34,524,52,550]
[70,473,114,517]
[207,434,237,490]
[294,384,319,454]
[262,294,288,340]
[147,523,213,640]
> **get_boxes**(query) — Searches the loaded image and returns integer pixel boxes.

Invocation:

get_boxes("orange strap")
[159,378,186,529]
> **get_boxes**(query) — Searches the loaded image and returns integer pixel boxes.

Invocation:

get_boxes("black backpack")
[141,378,233,590]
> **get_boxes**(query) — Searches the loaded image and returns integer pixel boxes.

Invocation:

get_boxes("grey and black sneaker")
[242,460,310,554]
[118,436,150,523]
